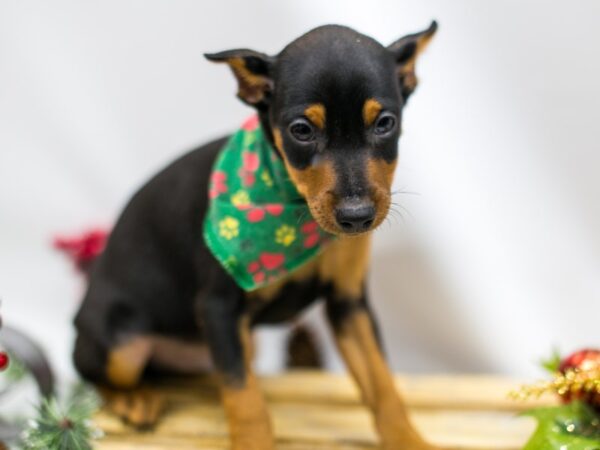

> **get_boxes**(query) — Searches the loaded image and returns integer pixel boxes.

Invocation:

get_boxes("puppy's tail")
[54,228,109,276]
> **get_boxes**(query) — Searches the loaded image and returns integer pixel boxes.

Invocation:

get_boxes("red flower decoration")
[54,229,109,271]
[0,352,9,371]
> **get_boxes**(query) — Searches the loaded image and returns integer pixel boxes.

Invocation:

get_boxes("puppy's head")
[206,22,436,236]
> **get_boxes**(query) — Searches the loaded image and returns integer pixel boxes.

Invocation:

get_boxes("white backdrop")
[2,0,600,379]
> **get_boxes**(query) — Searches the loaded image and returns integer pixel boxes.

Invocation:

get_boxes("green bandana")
[203,116,333,291]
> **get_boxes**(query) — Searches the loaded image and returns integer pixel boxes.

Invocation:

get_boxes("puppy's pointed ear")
[205,49,275,108]
[388,21,437,102]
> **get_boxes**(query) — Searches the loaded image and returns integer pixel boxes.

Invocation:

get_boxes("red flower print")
[301,221,318,234]
[304,233,320,248]
[239,151,260,187]
[244,204,284,222]
[247,208,266,223]
[209,171,227,198]
[259,252,285,271]
[240,172,255,187]
[264,204,283,216]
[247,261,261,273]
[242,152,259,172]
[211,171,226,183]
[253,271,266,284]
[241,115,259,131]
[301,220,320,248]
[247,253,287,286]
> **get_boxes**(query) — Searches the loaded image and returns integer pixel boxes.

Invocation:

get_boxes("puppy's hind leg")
[77,334,165,429]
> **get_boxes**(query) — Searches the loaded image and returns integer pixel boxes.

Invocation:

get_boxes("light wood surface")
[94,371,555,450]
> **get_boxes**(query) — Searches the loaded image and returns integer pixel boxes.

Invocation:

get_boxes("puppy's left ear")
[388,21,437,102]
[205,49,275,109]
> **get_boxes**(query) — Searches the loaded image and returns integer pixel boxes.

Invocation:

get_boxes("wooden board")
[94,371,556,450]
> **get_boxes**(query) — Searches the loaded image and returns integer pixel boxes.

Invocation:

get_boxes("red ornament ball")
[560,348,600,373]
[0,351,9,371]
[558,348,600,406]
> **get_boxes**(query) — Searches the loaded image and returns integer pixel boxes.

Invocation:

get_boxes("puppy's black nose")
[335,198,376,233]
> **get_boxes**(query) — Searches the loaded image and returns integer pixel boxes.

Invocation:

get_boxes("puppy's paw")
[375,400,440,450]
[100,387,166,430]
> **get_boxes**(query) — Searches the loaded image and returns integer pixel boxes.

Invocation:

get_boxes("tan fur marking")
[397,31,435,96]
[287,160,337,232]
[304,103,326,129]
[319,233,371,300]
[220,317,275,450]
[273,126,339,233]
[273,128,284,155]
[333,311,432,448]
[106,336,153,389]
[367,158,397,229]
[100,387,165,429]
[227,57,270,104]
[363,98,382,127]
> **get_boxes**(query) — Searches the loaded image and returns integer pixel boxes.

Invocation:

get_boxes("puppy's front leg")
[326,292,436,450]
[199,273,274,450]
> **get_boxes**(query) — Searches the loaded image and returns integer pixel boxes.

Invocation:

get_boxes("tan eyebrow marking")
[362,98,382,126]
[304,103,326,129]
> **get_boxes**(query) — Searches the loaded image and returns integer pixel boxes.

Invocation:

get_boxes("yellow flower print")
[242,132,256,148]
[261,170,273,187]
[219,216,240,240]
[275,224,296,247]
[231,190,250,208]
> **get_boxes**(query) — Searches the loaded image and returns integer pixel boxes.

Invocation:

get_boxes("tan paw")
[100,387,166,430]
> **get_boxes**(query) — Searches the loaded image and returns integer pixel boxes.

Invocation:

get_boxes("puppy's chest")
[247,235,372,319]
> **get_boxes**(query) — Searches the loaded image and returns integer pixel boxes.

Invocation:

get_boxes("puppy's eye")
[289,119,315,142]
[374,113,396,136]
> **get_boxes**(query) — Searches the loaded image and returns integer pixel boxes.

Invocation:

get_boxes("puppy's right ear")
[387,21,437,103]
[204,49,275,109]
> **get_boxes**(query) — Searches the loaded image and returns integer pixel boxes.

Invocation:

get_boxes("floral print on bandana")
[203,116,334,291]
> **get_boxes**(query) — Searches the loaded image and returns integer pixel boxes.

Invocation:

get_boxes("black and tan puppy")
[73,22,438,450]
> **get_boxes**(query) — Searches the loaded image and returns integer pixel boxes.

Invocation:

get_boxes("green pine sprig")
[541,348,562,374]
[20,384,102,450]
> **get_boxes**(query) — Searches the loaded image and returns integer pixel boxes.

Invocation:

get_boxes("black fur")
[73,22,435,388]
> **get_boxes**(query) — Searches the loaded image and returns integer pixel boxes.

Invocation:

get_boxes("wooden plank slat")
[94,371,549,450]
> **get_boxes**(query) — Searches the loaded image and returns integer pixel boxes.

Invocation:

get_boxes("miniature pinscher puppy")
[73,22,438,450]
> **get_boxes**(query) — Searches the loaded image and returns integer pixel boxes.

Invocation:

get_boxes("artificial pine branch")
[20,384,102,450]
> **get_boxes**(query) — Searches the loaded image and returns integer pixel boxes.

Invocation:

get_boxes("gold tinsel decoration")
[510,367,600,404]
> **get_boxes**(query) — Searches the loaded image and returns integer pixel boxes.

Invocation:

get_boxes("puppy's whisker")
[296,209,309,225]
[390,202,414,223]
[391,189,420,197]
